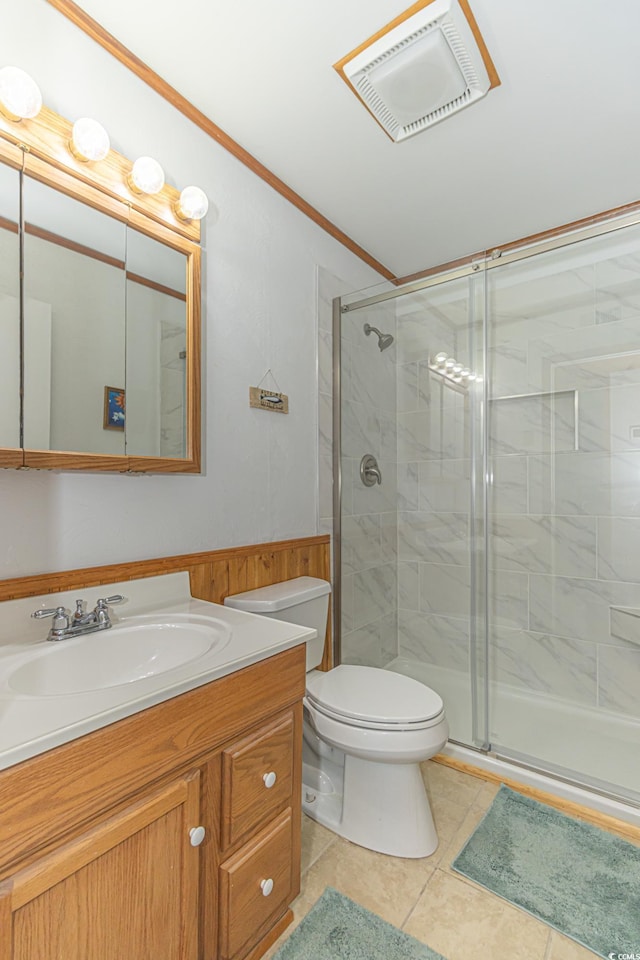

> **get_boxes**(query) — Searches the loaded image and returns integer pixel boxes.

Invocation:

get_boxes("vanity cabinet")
[0,644,305,960]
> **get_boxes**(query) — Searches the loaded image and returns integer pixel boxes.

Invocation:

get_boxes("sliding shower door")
[486,222,640,802]
[338,270,488,749]
[335,211,640,804]
[392,272,487,749]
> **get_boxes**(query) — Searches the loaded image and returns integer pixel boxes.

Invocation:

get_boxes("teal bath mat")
[272,887,446,960]
[453,785,640,959]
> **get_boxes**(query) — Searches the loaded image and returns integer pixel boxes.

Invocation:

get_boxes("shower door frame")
[332,205,640,804]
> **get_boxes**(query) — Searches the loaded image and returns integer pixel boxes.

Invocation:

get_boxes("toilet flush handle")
[263,771,277,789]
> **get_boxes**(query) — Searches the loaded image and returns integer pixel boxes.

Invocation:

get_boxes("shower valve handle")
[360,454,382,487]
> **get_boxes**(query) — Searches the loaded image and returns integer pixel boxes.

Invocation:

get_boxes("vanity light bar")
[0,65,208,226]
[428,352,480,390]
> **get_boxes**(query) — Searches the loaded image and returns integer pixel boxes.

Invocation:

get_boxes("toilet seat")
[306,665,444,731]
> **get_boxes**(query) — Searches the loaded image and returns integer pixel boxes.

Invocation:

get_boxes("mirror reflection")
[20,174,189,460]
[125,228,187,458]
[22,175,127,454]
[0,163,20,449]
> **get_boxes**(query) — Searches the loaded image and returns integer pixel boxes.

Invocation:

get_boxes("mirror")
[23,174,127,454]
[0,148,200,473]
[0,162,20,451]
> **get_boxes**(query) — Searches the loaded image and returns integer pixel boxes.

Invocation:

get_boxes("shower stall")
[330,210,640,811]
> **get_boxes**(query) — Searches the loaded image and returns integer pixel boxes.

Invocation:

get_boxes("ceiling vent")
[334,0,499,143]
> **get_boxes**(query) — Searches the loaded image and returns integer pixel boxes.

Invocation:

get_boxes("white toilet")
[224,576,449,858]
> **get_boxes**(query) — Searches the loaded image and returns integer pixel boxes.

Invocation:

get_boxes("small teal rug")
[453,785,640,959]
[272,887,446,960]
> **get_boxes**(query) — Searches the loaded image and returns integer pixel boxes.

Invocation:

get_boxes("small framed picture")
[103,386,125,431]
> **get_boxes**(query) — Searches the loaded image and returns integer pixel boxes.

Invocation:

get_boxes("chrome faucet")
[32,595,126,641]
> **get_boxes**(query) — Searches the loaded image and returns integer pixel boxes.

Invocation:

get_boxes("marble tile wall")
[317,269,398,668]
[395,279,480,684]
[340,297,398,666]
[487,229,640,724]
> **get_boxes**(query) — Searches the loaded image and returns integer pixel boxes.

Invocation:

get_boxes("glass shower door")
[388,271,487,749]
[486,222,640,802]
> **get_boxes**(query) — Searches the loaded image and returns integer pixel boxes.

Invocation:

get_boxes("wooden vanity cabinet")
[0,644,306,960]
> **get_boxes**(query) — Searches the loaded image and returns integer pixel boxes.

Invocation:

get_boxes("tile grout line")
[398,866,438,931]
[542,927,554,960]
[301,835,338,877]
[399,776,483,931]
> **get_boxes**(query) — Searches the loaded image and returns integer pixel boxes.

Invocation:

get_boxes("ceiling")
[69,0,640,280]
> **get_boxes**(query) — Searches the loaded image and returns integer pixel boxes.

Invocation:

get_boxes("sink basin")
[9,615,232,696]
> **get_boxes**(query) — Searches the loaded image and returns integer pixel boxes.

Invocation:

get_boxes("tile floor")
[266,761,604,960]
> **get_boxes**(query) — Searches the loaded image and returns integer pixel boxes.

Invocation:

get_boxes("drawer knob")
[260,878,274,897]
[189,826,206,847]
[263,771,277,789]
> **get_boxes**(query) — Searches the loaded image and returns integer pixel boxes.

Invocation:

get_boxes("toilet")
[224,576,449,858]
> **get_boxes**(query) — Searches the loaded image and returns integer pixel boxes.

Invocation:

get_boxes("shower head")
[364,322,394,352]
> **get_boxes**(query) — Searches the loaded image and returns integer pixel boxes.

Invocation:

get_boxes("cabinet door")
[0,770,201,960]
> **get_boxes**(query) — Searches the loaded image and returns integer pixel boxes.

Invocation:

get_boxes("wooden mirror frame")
[0,106,201,474]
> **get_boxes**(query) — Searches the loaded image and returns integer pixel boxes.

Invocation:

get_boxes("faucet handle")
[32,605,69,622]
[93,595,126,624]
[32,606,71,638]
[95,595,126,609]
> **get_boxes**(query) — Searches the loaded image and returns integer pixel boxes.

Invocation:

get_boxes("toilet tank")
[224,577,331,671]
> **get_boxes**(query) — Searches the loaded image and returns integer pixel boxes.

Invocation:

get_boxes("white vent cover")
[341,0,492,142]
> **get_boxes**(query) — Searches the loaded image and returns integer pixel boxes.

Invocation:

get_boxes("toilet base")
[302,733,439,858]
[342,754,438,857]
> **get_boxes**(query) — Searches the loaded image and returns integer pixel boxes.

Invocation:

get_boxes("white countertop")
[0,572,315,771]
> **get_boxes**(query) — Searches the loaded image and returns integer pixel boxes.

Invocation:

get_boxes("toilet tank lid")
[224,576,331,613]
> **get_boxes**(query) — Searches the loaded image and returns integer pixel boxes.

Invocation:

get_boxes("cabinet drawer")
[221,713,294,848]
[219,808,293,960]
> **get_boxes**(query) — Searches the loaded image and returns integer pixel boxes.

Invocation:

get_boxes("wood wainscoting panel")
[0,535,332,669]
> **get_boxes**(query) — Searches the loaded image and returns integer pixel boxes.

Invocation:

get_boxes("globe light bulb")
[128,156,165,195]
[176,185,209,221]
[70,118,110,162]
[0,66,42,121]
[434,352,448,365]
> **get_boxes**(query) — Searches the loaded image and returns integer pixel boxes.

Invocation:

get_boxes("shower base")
[387,657,640,825]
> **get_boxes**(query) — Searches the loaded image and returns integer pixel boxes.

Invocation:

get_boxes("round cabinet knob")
[263,771,277,789]
[260,878,274,897]
[189,826,206,847]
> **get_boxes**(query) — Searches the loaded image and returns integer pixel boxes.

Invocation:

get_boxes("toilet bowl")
[224,577,448,858]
